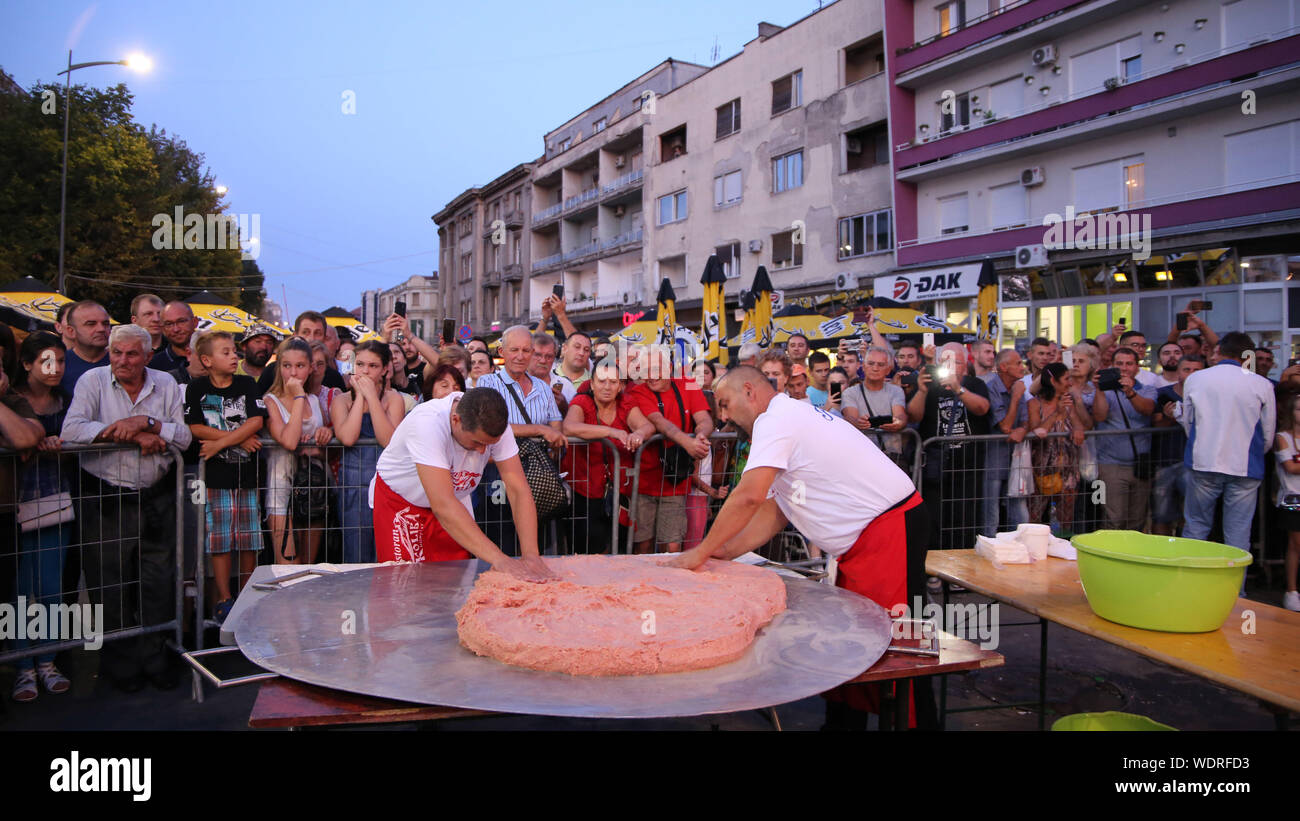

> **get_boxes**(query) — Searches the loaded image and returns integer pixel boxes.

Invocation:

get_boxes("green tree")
[0,80,264,319]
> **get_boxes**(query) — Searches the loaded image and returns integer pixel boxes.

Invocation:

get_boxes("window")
[593,117,606,133]
[772,71,802,114]
[1072,155,1141,213]
[659,125,687,162]
[657,189,688,225]
[939,193,969,235]
[1124,162,1145,206]
[1070,36,1141,96]
[771,231,803,269]
[411,292,421,307]
[772,150,804,193]
[558,137,572,152]
[1225,121,1299,187]
[940,92,970,133]
[990,183,1028,230]
[989,76,1022,121]
[1223,0,1276,48]
[938,0,965,37]
[460,253,473,281]
[1122,55,1142,82]
[838,209,893,258]
[716,99,741,139]
[714,170,742,207]
[715,243,742,279]
[845,123,889,172]
[659,254,688,288]
[844,37,884,85]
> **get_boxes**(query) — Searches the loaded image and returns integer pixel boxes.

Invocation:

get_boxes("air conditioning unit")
[1015,244,1048,268]
[614,155,626,168]
[748,239,763,253]
[846,137,863,154]
[1031,44,1058,67]
[835,272,855,291]
[1021,167,1045,187]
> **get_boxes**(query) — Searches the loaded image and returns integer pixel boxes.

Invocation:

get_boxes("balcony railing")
[563,188,599,213]
[503,208,524,228]
[532,202,563,224]
[532,252,563,271]
[600,227,643,251]
[562,240,600,262]
[601,168,644,195]
[483,270,501,288]
[502,263,524,281]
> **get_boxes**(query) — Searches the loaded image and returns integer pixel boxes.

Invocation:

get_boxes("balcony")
[532,202,563,225]
[562,239,600,264]
[563,187,600,215]
[503,208,524,229]
[502,263,524,282]
[599,227,643,255]
[532,251,563,272]
[600,168,643,197]
[483,270,501,289]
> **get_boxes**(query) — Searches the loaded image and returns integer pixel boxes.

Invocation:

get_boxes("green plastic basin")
[1052,711,1176,731]
[1069,530,1250,633]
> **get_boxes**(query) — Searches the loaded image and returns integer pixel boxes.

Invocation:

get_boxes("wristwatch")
[146,416,157,432]
[956,386,967,397]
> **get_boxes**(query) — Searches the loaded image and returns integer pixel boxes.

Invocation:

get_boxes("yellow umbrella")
[700,255,728,365]
[748,266,774,348]
[185,290,289,337]
[654,278,677,349]
[322,306,383,343]
[0,276,72,327]
[726,307,972,346]
[975,259,999,344]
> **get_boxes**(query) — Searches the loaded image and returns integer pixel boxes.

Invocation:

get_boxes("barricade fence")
[1,442,185,673]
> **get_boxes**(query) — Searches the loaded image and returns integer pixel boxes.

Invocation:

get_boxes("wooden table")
[926,550,1300,728]
[249,632,1003,731]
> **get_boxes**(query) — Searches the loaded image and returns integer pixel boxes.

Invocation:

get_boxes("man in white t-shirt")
[370,388,554,581]
[667,365,929,728]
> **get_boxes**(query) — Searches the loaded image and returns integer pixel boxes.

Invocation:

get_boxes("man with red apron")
[369,388,554,582]
[669,365,931,729]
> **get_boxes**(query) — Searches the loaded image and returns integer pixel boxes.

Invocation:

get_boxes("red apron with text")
[826,491,922,724]
[372,474,472,563]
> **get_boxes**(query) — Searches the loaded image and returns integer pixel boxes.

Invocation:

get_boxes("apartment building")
[359,273,440,341]
[885,0,1300,358]
[433,163,534,336]
[528,60,709,329]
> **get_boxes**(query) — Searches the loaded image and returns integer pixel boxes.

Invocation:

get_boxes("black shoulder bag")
[1113,389,1154,481]
[655,382,696,487]
[504,382,572,520]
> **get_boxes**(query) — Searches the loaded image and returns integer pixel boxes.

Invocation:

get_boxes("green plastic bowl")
[1052,711,1177,731]
[1070,530,1250,633]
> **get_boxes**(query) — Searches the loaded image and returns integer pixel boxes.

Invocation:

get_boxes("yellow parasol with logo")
[699,255,728,365]
[0,276,72,330]
[737,265,774,348]
[974,259,999,344]
[185,290,289,338]
[322,306,383,343]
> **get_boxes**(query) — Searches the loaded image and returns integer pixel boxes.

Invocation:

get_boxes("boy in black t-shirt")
[185,331,269,621]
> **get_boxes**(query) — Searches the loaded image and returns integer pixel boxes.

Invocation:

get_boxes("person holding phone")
[841,346,907,456]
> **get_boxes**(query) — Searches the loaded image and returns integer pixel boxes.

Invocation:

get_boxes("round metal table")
[236,561,892,719]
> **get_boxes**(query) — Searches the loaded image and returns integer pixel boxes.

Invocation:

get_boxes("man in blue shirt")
[1088,347,1158,530]
[1150,355,1204,535]
[59,300,111,396]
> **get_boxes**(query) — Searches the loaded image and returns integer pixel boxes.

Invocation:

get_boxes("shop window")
[1108,259,1135,293]
[1037,266,1084,299]
[1244,289,1284,327]
[1028,269,1049,300]
[1138,252,1201,290]
[1201,248,1237,285]
[1241,254,1286,282]
[1001,306,1029,349]
[1001,274,1031,303]
[1075,264,1109,297]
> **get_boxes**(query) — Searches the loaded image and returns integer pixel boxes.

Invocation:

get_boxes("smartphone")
[1117,317,1126,326]
[442,318,455,345]
[553,283,564,299]
[923,332,935,350]
[394,300,406,318]
[1200,300,1214,311]
[1176,312,1189,331]
[829,382,842,403]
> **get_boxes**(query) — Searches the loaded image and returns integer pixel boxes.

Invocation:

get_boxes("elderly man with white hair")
[737,343,762,367]
[62,323,192,693]
[474,325,565,555]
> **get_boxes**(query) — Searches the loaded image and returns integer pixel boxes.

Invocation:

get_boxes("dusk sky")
[2,0,823,317]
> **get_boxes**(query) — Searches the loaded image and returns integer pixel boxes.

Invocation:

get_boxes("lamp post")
[56,50,151,294]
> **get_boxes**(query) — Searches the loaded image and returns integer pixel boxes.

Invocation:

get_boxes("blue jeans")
[16,522,72,669]
[1182,470,1260,555]
[982,470,1028,537]
[341,445,380,564]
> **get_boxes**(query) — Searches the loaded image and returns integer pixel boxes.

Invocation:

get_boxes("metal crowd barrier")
[1,442,186,673]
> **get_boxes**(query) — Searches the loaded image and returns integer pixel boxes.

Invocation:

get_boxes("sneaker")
[214,598,235,625]
[37,662,70,694]
[11,669,37,702]
[1284,591,1300,612]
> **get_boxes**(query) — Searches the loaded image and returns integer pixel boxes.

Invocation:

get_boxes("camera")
[868,415,894,428]
[899,369,919,389]
[925,364,952,385]
[1097,367,1122,392]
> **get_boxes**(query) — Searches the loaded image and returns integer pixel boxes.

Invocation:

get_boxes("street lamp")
[56,50,151,294]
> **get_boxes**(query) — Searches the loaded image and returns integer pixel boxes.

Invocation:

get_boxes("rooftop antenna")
[710,36,720,65]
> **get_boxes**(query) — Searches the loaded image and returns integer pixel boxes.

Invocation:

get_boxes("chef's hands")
[662,544,711,571]
[495,555,559,583]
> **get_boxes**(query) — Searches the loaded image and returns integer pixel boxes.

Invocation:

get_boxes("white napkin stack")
[973,523,1077,566]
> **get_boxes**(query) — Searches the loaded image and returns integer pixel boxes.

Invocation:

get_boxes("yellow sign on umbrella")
[0,276,72,327]
[700,255,728,365]
[322,306,383,343]
[185,290,289,338]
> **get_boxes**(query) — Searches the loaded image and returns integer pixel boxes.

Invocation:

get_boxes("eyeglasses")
[163,319,191,328]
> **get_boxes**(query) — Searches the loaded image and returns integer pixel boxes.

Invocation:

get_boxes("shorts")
[1278,506,1300,533]
[1151,464,1188,524]
[634,493,687,545]
[205,488,265,555]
